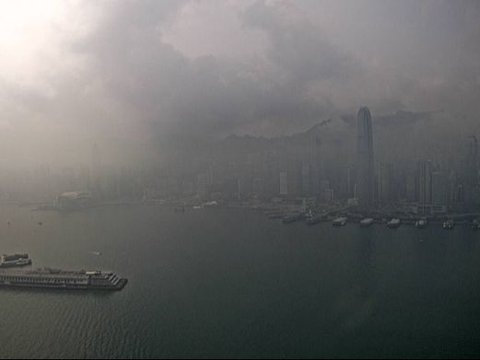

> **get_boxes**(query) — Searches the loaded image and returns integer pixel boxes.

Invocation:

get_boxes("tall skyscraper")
[465,135,479,207]
[356,107,375,209]
[432,170,447,206]
[378,162,395,205]
[417,159,433,205]
[465,135,478,187]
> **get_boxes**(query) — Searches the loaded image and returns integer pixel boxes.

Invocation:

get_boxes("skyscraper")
[465,135,478,187]
[378,162,395,205]
[464,135,479,208]
[356,107,375,209]
[417,159,433,205]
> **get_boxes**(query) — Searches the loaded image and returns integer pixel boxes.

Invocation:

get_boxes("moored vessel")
[471,219,480,230]
[306,215,323,225]
[0,254,32,268]
[332,217,347,226]
[0,268,127,290]
[282,213,304,224]
[387,218,401,229]
[359,218,374,227]
[443,219,455,230]
[415,218,428,229]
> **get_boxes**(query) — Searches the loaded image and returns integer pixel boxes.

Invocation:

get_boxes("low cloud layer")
[0,0,479,167]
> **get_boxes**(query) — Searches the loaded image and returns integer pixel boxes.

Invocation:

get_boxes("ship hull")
[0,260,32,268]
[0,269,128,291]
[0,278,127,291]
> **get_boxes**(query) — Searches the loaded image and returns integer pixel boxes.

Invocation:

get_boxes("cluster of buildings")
[0,163,144,205]
[0,107,478,215]
[148,107,479,215]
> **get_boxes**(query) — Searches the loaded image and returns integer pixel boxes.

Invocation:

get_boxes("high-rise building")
[301,162,311,195]
[464,135,479,208]
[405,171,416,202]
[465,135,478,187]
[378,162,395,205]
[356,107,375,209]
[417,160,432,205]
[279,171,288,195]
[432,170,447,206]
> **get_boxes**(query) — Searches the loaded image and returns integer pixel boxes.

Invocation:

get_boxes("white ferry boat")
[442,219,454,230]
[387,218,401,229]
[360,218,374,227]
[332,217,347,226]
[415,218,428,229]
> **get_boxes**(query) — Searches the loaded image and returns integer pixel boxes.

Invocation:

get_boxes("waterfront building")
[55,191,92,210]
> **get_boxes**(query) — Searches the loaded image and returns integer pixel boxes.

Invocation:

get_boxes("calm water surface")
[0,204,480,358]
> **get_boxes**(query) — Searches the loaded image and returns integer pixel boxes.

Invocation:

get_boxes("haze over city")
[1,1,480,359]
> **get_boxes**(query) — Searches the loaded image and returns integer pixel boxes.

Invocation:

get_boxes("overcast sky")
[0,0,479,167]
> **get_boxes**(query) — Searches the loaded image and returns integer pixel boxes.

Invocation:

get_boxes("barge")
[0,268,127,290]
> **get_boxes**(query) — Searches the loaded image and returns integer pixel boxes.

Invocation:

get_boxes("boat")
[387,218,401,229]
[306,215,323,225]
[282,213,304,224]
[415,218,428,229]
[266,211,284,219]
[0,254,32,268]
[203,201,218,207]
[359,218,374,227]
[0,268,127,291]
[443,219,454,230]
[471,219,480,230]
[332,217,347,226]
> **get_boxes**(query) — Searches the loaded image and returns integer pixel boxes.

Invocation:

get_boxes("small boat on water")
[415,218,428,229]
[332,217,347,226]
[306,215,323,225]
[267,212,284,219]
[359,218,374,227]
[282,213,304,224]
[471,219,480,230]
[387,218,401,229]
[443,219,455,230]
[0,253,32,268]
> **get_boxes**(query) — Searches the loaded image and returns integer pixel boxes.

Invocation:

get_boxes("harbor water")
[1,204,480,358]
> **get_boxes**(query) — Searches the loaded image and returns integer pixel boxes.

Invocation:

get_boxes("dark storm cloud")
[2,0,480,167]
[73,0,480,142]
[71,0,363,139]
[242,1,360,86]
